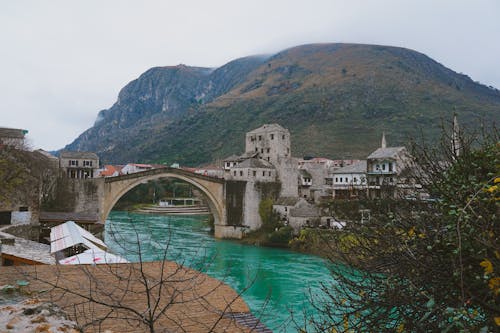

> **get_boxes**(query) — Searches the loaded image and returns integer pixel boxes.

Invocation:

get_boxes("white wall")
[10,211,31,225]
[333,173,366,185]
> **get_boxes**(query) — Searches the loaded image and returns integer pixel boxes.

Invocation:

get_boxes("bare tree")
[11,219,269,333]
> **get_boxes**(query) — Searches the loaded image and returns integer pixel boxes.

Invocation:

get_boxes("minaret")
[452,114,461,158]
[381,132,387,148]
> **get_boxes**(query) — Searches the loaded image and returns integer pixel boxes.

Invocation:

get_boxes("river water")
[104,211,337,332]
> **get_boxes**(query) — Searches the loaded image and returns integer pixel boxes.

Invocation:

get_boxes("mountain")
[64,43,500,165]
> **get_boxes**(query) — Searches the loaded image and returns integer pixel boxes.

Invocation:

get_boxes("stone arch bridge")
[61,168,248,239]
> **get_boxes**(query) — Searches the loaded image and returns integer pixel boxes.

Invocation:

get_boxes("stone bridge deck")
[104,167,225,184]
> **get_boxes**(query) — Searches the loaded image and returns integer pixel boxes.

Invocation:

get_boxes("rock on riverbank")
[0,298,79,333]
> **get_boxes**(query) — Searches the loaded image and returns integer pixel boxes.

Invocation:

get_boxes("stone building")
[330,160,368,199]
[222,154,244,171]
[273,197,299,222]
[245,124,291,165]
[59,151,99,179]
[298,169,313,199]
[0,127,28,149]
[366,134,414,199]
[288,198,321,231]
[227,158,276,182]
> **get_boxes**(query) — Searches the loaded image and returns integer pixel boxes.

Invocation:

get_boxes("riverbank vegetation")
[306,127,499,332]
[241,199,294,247]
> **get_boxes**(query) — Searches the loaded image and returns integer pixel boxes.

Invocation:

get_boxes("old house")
[288,198,321,231]
[227,158,276,182]
[272,197,300,222]
[121,163,154,174]
[0,127,28,149]
[222,154,242,171]
[330,160,368,199]
[59,151,99,179]
[297,157,347,202]
[366,134,414,199]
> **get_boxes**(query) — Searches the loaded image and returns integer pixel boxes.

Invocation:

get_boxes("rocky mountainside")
[64,43,500,165]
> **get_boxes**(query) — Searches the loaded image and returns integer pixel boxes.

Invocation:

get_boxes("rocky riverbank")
[0,297,82,333]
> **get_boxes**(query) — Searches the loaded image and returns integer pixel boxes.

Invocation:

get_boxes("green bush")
[267,226,294,245]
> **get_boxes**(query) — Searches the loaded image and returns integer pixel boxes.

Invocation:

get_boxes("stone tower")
[245,124,291,166]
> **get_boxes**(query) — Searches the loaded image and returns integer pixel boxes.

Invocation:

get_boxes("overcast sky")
[1,0,499,150]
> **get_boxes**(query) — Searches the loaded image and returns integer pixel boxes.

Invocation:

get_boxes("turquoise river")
[105,211,338,332]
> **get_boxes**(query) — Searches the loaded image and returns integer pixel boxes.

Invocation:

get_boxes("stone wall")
[225,180,246,226]
[276,157,299,197]
[10,211,31,225]
[3,224,40,241]
[242,181,281,230]
[42,177,104,217]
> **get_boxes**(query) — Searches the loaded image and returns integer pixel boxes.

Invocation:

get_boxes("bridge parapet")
[105,167,225,184]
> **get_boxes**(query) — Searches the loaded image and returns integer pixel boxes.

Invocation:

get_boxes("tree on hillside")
[303,124,499,332]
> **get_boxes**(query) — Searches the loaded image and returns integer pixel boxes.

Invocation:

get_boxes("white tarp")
[50,220,107,254]
[58,248,129,265]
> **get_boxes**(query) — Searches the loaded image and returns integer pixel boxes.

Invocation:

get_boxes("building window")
[261,148,264,153]
[376,164,380,171]
[258,135,262,141]
[354,177,357,183]
[253,171,256,177]
[262,171,265,176]
[335,177,338,182]
[255,147,258,152]
[19,206,29,212]
[284,207,287,212]
[389,163,393,172]
[282,135,285,140]
[382,164,386,170]
[268,171,271,176]
[233,171,236,176]
[266,148,270,153]
[267,157,270,161]
[270,134,274,140]
[240,171,243,177]
[226,162,230,167]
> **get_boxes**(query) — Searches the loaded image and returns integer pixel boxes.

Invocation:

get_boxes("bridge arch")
[101,168,226,227]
